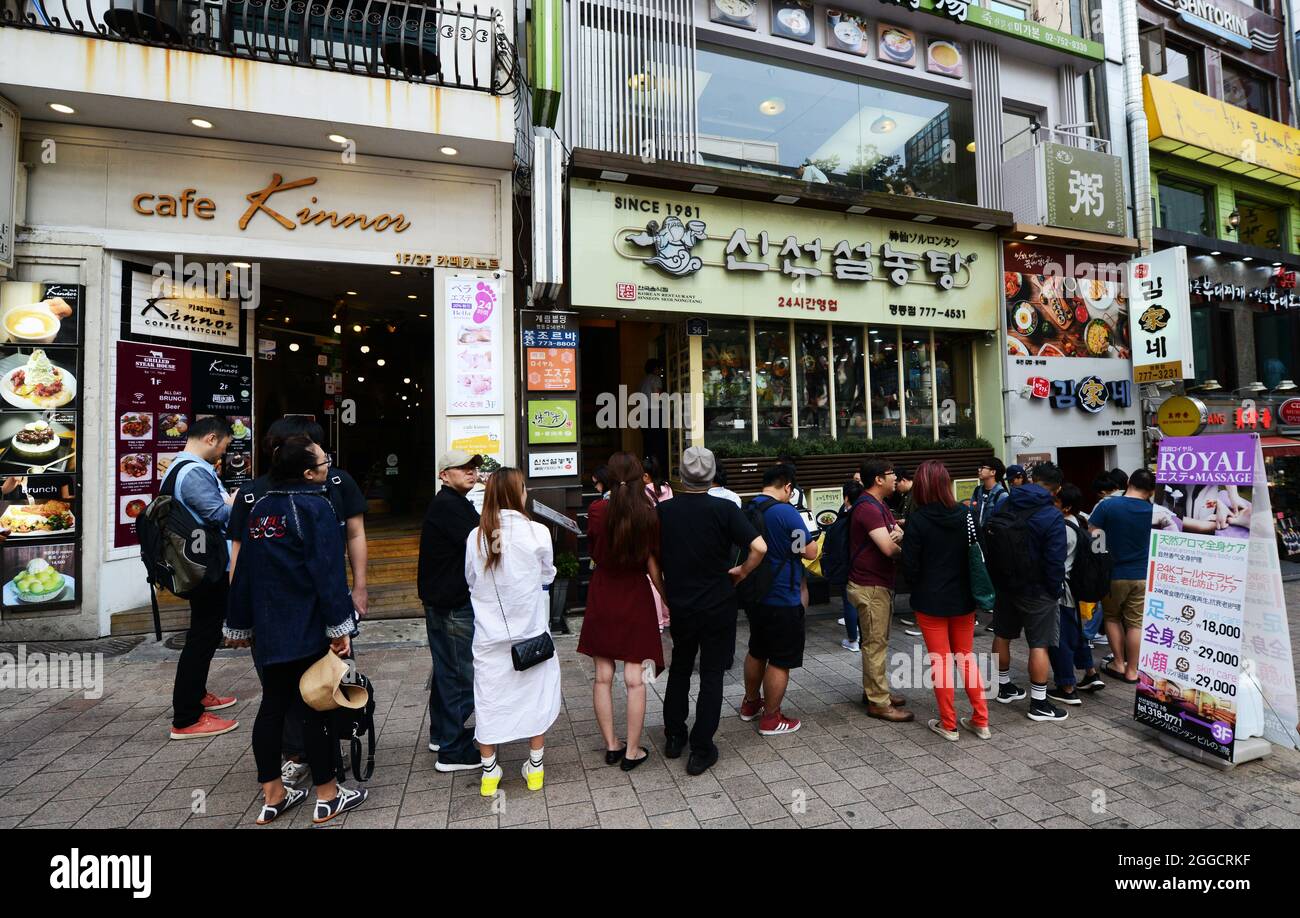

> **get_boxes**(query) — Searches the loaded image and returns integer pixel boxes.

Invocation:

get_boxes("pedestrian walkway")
[2,595,1299,829]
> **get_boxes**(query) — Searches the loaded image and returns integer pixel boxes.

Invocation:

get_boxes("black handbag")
[491,569,556,672]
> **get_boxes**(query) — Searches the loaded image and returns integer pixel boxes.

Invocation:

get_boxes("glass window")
[1191,306,1238,390]
[832,324,868,436]
[988,0,1029,19]
[902,332,933,435]
[868,328,901,438]
[1236,198,1284,249]
[1157,177,1214,236]
[1164,41,1200,92]
[754,321,793,445]
[935,333,975,439]
[701,320,753,445]
[1256,313,1297,389]
[1222,62,1274,119]
[1002,109,1038,162]
[696,45,977,204]
[796,324,831,440]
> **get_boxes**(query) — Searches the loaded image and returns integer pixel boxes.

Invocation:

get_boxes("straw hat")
[299,651,369,712]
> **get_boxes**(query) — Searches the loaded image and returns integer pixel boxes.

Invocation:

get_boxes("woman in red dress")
[577,452,666,771]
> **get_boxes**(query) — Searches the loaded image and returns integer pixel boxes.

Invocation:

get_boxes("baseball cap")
[437,449,483,473]
[1006,464,1026,479]
[678,446,717,492]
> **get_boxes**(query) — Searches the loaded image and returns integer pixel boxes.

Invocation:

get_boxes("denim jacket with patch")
[224,482,354,666]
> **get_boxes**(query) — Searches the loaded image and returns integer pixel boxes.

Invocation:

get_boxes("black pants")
[253,654,336,786]
[663,604,738,756]
[171,579,228,729]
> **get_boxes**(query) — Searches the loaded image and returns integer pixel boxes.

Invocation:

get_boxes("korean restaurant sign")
[570,180,999,330]
[1041,143,1127,236]
[1139,435,1300,760]
[1127,247,1193,383]
[881,0,1104,60]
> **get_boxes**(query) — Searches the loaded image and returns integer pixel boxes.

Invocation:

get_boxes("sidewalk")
[2,594,1299,829]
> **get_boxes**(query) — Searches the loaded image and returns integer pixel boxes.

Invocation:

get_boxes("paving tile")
[648,810,700,829]
[598,806,651,829]
[887,805,946,829]
[686,791,739,821]
[548,801,598,829]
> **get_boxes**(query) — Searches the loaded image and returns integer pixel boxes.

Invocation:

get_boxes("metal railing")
[0,0,509,92]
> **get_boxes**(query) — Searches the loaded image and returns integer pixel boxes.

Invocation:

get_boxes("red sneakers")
[202,692,237,712]
[169,712,239,740]
[739,695,765,722]
[758,711,802,736]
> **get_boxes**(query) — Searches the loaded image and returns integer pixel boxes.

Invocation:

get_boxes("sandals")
[255,785,308,825]
[1100,663,1139,684]
[312,785,368,824]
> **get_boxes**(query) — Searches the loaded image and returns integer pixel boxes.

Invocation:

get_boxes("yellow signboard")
[1135,359,1184,384]
[568,180,1000,330]
[1156,395,1209,438]
[1144,75,1300,182]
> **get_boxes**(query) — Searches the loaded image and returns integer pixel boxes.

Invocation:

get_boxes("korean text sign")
[1127,247,1192,383]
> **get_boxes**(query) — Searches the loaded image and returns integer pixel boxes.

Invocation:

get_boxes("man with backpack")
[738,465,817,737]
[1088,467,1155,685]
[846,459,912,723]
[984,461,1069,722]
[163,417,240,740]
[970,458,1010,536]
[1046,483,1107,706]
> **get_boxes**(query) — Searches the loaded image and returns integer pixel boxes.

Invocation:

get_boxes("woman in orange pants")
[899,460,991,741]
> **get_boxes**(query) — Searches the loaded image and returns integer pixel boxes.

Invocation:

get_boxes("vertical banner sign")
[1128,247,1192,383]
[0,95,18,271]
[523,311,578,391]
[445,275,503,415]
[1140,434,1300,760]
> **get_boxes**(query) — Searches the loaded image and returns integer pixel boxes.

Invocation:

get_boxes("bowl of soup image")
[2,305,61,344]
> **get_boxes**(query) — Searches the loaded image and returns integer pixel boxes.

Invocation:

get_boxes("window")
[1256,312,1298,389]
[1157,177,1214,236]
[1002,108,1039,162]
[833,325,868,435]
[868,329,901,438]
[1191,306,1238,390]
[935,332,975,439]
[988,0,1029,19]
[797,326,831,440]
[701,320,752,445]
[1236,198,1284,249]
[754,321,793,445]
[1222,62,1274,119]
[696,45,977,205]
[903,332,933,434]
[1163,40,1201,92]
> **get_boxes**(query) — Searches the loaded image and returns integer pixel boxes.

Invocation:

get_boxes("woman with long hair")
[899,460,990,742]
[465,468,561,797]
[642,455,673,630]
[578,452,666,770]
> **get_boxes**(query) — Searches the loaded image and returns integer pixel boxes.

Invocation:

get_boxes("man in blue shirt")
[739,465,817,737]
[167,417,239,740]
[1088,467,1156,684]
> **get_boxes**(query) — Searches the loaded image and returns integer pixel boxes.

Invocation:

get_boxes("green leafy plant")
[554,551,580,580]
[706,435,991,460]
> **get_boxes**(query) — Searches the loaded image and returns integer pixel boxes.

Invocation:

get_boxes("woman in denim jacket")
[224,435,368,825]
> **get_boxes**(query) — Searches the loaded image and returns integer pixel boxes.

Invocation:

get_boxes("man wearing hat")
[418,449,484,772]
[1006,464,1028,488]
[657,446,766,776]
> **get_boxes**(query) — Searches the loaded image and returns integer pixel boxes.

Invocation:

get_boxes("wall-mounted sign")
[523,311,577,392]
[1147,0,1280,54]
[572,180,999,330]
[445,275,503,415]
[1128,247,1192,383]
[1047,376,1133,412]
[447,416,504,470]
[1156,394,1209,437]
[527,399,577,445]
[687,318,710,337]
[1279,398,1300,426]
[1004,243,1131,360]
[1190,274,1300,310]
[528,450,578,478]
[119,261,248,355]
[1042,142,1127,236]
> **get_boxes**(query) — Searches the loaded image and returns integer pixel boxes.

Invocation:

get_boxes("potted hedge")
[549,551,580,633]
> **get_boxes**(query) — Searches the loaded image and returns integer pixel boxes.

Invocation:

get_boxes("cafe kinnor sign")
[131,174,413,234]
[568,179,999,330]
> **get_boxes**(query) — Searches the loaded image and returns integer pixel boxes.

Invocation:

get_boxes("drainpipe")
[1120,0,1152,254]
[1283,1,1300,128]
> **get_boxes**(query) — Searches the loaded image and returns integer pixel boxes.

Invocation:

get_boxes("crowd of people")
[153,415,1160,817]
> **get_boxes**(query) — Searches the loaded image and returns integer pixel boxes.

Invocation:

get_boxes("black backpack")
[819,495,872,587]
[328,664,377,783]
[981,504,1038,595]
[136,458,229,600]
[1065,517,1112,603]
[735,497,796,609]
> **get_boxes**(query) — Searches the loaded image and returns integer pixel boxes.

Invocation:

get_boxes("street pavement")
[2,589,1300,830]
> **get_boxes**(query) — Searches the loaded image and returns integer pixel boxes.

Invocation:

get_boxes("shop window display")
[903,333,933,434]
[754,321,794,445]
[833,324,868,435]
[935,332,975,439]
[797,326,831,440]
[869,330,901,438]
[701,320,753,445]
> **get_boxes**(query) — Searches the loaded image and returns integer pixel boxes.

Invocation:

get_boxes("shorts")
[1103,579,1146,630]
[992,591,1060,649]
[747,603,806,670]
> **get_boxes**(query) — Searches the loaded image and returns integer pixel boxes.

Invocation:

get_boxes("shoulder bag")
[490,567,556,671]
[965,511,997,611]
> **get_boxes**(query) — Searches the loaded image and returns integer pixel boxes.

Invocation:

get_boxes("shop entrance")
[1057,446,1109,509]
[577,319,672,478]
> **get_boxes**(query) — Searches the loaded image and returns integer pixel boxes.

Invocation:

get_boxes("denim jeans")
[1049,604,1095,688]
[841,586,859,643]
[425,602,477,761]
[1082,603,1103,641]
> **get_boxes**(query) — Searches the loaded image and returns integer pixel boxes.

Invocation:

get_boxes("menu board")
[0,282,85,615]
[113,341,253,548]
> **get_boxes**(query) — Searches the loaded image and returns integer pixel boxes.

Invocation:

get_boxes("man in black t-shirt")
[658,446,765,777]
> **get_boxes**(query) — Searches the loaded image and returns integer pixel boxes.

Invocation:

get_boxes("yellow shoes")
[522,759,544,792]
[480,763,503,797]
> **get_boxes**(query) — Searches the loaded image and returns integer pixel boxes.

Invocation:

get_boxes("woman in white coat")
[465,467,561,797]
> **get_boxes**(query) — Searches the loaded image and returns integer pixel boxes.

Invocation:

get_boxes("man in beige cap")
[658,446,766,776]
[419,449,483,772]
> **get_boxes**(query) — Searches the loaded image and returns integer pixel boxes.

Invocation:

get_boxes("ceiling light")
[599,170,629,182]
[401,395,408,401]
[328,133,350,144]
[972,222,995,231]
[333,324,342,334]
[407,294,418,300]
[418,313,429,318]
[760,98,786,116]
[283,317,290,323]
[1209,250,1222,256]
[847,205,871,214]
[190,118,214,129]
[353,324,362,332]
[913,215,937,223]
[1243,256,1253,262]
[965,141,976,153]
[403,377,411,384]
[871,115,897,134]
[346,290,358,296]
[357,376,365,383]
[439,146,459,156]
[360,345,371,354]
[377,359,386,366]
[389,270,402,276]
[1273,262,1283,267]
[1023,234,1038,240]
[229,262,251,269]
[289,342,300,352]
[48,103,75,115]
[773,195,800,204]
[691,184,719,194]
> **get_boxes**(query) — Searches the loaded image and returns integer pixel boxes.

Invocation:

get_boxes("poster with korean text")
[445,275,503,415]
[1127,247,1192,383]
